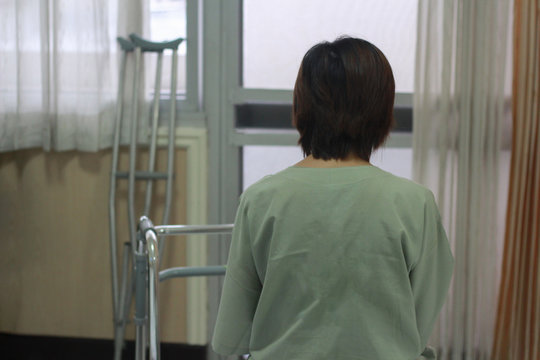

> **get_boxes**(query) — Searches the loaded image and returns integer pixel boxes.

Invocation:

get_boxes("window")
[243,0,418,92]
[148,0,199,111]
[149,0,187,95]
[243,146,412,190]
[207,3,419,355]
[238,0,418,188]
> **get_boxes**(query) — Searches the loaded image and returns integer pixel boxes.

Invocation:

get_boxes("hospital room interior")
[1,0,538,359]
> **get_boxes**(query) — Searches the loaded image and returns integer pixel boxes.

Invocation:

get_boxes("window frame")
[153,0,202,116]
[184,0,201,112]
[228,0,414,149]
[208,0,416,219]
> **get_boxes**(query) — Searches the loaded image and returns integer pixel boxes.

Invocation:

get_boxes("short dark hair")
[292,37,395,161]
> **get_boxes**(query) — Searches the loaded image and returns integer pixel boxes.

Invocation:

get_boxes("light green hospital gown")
[212,165,454,360]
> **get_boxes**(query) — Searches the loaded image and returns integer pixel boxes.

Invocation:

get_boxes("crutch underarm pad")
[117,37,135,52]
[129,33,184,52]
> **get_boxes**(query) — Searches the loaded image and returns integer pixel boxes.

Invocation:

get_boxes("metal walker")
[135,216,233,360]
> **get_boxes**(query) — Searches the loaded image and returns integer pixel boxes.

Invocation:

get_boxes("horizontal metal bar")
[159,266,226,281]
[115,171,170,180]
[230,87,413,107]
[384,132,413,148]
[230,88,293,104]
[230,129,299,146]
[154,224,234,236]
[395,93,413,107]
[230,130,412,148]
[235,101,412,132]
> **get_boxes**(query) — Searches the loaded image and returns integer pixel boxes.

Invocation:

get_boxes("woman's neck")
[295,154,370,168]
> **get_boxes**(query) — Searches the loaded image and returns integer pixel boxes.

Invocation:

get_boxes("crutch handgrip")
[129,33,184,52]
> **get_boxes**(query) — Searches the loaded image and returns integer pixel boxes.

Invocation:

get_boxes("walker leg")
[114,242,133,360]
[135,241,148,360]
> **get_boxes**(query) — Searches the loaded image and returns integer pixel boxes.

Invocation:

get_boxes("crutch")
[138,216,233,360]
[110,34,184,360]
[110,36,135,360]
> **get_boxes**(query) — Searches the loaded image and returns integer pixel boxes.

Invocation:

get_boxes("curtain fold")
[493,0,540,358]
[413,0,513,358]
[0,0,145,152]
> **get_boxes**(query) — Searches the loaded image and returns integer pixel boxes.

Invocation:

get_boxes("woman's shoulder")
[374,167,431,193]
[372,169,438,210]
[241,168,292,199]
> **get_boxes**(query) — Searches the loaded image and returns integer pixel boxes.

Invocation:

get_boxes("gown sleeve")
[212,194,262,356]
[409,191,454,354]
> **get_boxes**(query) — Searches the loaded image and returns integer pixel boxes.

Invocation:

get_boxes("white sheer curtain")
[413,0,513,359]
[0,0,144,152]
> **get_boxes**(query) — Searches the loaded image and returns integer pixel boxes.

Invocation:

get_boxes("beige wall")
[0,147,189,343]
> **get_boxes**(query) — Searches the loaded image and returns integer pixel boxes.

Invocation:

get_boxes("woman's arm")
[409,192,454,351]
[212,195,262,356]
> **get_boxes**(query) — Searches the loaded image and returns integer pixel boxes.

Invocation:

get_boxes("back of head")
[293,37,395,161]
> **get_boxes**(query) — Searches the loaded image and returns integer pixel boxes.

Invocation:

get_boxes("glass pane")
[242,146,412,191]
[149,0,187,94]
[243,146,304,190]
[370,147,412,180]
[243,0,418,92]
